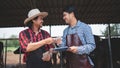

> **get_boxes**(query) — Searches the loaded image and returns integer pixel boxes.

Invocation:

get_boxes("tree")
[102,24,120,37]
[7,35,19,47]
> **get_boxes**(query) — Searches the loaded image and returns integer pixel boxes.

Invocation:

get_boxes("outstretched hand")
[44,37,54,44]
[53,37,62,45]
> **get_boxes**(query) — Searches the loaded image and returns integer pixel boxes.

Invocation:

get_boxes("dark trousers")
[26,59,52,68]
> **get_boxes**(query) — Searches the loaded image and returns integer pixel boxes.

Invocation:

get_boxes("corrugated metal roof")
[0,0,120,27]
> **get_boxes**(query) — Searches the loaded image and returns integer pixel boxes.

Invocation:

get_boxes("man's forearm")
[26,40,46,52]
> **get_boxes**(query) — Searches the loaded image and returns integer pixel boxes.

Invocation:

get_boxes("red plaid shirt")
[19,28,54,62]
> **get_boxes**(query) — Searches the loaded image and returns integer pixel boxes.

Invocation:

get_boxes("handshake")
[43,37,62,45]
[42,37,61,61]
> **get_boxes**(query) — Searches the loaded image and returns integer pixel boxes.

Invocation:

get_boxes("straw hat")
[24,8,48,25]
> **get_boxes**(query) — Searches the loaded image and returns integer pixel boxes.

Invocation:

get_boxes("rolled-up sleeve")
[77,26,96,55]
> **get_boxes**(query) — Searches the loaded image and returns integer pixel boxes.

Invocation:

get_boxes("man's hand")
[53,37,62,45]
[43,37,62,46]
[44,37,54,44]
[67,46,78,53]
[42,51,51,61]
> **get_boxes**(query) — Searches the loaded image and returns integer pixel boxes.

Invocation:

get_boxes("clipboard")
[53,47,68,51]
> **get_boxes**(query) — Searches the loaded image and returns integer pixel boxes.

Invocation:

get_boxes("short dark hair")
[63,5,78,19]
[25,16,39,29]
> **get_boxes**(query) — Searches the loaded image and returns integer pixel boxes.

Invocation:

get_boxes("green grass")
[4,47,18,52]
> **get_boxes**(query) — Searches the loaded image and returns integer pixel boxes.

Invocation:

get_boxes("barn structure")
[0,0,120,68]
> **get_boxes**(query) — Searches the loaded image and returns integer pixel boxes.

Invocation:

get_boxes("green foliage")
[7,35,19,47]
[102,24,120,36]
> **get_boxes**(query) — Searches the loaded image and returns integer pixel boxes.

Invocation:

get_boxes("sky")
[0,24,107,38]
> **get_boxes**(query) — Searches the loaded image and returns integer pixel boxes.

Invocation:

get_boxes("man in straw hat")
[19,8,57,68]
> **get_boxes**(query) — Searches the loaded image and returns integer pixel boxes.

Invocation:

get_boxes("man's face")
[33,16,44,27]
[63,12,71,24]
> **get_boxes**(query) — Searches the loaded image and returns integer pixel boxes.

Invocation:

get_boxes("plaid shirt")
[19,28,54,62]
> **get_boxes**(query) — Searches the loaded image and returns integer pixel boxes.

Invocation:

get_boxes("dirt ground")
[4,52,24,65]
[0,52,25,68]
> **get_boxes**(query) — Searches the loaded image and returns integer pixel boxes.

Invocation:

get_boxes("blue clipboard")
[53,47,68,51]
